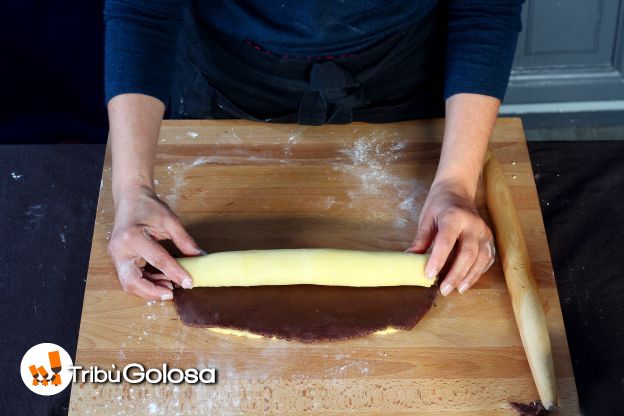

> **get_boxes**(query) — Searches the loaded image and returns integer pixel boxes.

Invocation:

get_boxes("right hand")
[108,186,201,300]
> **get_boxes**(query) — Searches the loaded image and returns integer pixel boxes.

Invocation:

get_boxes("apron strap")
[298,61,361,125]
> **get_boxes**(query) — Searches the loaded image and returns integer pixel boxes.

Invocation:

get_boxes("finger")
[425,223,460,281]
[409,214,435,254]
[440,236,479,296]
[145,272,175,291]
[165,216,202,256]
[133,232,194,289]
[154,280,175,291]
[128,275,174,301]
[485,239,496,271]
[115,257,143,287]
[457,240,495,294]
[116,259,173,300]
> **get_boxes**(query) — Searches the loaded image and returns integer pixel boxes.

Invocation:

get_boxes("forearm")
[108,93,165,203]
[433,93,500,198]
[414,93,499,294]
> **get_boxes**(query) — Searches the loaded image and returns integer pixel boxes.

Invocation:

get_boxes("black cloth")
[0,145,105,415]
[529,141,624,416]
[169,8,445,124]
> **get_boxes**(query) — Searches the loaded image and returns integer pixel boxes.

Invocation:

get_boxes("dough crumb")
[509,401,549,416]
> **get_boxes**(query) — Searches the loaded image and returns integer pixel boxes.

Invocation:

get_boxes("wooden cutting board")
[69,118,578,415]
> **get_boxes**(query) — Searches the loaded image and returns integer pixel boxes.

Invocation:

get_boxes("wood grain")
[69,119,579,415]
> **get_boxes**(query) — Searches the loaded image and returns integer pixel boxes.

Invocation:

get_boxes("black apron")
[170,6,445,124]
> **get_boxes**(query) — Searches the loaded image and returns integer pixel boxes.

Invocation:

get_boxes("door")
[505,0,624,105]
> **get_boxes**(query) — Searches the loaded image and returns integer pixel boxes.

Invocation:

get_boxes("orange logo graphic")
[20,343,72,395]
[28,351,63,387]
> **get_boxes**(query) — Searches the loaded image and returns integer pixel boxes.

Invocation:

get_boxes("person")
[104,0,524,301]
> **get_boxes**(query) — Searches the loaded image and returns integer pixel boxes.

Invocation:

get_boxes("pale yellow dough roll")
[177,249,433,288]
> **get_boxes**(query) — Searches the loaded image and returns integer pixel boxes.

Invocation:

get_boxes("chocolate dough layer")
[174,285,437,342]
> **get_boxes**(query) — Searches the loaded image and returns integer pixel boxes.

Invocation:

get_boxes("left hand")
[408,179,495,296]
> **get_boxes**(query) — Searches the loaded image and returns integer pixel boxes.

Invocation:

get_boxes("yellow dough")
[177,248,433,287]
[207,326,401,339]
[208,327,265,339]
[373,327,399,335]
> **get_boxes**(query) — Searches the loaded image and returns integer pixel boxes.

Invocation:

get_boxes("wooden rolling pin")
[483,148,557,410]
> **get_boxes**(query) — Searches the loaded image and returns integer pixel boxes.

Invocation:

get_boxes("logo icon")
[20,343,73,395]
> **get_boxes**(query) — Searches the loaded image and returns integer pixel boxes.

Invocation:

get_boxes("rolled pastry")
[177,249,433,287]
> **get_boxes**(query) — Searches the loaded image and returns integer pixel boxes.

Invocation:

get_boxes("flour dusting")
[335,133,426,224]
[25,204,45,231]
[160,129,424,227]
[325,358,370,377]
[283,128,303,156]
[320,195,336,210]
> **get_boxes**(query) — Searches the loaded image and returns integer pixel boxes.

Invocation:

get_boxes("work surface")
[69,119,578,414]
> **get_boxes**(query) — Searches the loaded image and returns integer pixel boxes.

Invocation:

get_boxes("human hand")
[107,186,201,300]
[408,179,495,296]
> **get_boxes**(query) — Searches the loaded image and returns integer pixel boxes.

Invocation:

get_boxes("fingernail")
[164,281,174,290]
[426,267,438,280]
[161,293,173,301]
[458,283,469,294]
[182,278,193,289]
[440,283,453,296]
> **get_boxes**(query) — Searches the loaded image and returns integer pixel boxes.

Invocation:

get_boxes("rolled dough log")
[177,249,433,288]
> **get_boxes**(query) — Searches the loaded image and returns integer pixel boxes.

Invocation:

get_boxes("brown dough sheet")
[173,285,437,342]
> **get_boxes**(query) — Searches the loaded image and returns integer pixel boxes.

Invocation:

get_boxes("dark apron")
[170,6,445,124]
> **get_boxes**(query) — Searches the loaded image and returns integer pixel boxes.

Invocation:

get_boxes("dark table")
[0,142,622,415]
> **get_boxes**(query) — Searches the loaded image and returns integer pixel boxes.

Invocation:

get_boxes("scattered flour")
[148,402,159,414]
[161,128,305,204]
[282,128,303,156]
[160,130,421,226]
[320,195,336,210]
[25,204,45,231]
[325,359,370,377]
[335,134,425,224]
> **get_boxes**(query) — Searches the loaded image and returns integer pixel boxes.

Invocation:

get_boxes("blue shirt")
[104,0,524,106]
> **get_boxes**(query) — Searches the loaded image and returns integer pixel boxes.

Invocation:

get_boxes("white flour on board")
[334,133,426,224]
[159,129,425,226]
[319,195,336,209]
[161,129,299,206]
[280,128,303,156]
